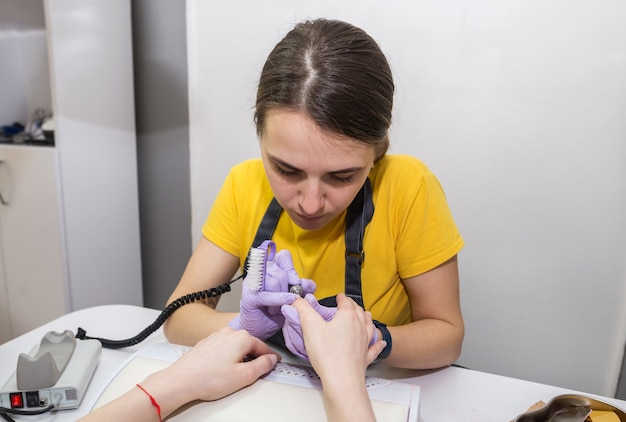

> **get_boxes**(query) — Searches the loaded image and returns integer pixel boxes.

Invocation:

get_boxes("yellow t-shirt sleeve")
[369,155,463,280]
[397,168,464,278]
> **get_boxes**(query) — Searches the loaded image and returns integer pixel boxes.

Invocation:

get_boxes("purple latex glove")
[264,249,316,315]
[280,294,338,361]
[228,276,297,340]
[229,241,315,339]
[281,294,378,361]
[272,249,317,298]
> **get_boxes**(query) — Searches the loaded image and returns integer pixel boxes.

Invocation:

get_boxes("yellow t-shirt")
[203,154,464,326]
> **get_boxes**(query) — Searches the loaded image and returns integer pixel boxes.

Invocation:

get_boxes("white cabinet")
[0,146,67,340]
[0,0,143,343]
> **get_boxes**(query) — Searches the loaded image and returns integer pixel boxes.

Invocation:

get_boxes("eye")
[330,174,355,184]
[273,163,299,178]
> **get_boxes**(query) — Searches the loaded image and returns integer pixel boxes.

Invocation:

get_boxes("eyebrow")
[268,154,365,175]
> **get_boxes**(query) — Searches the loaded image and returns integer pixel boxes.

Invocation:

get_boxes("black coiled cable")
[75,276,242,349]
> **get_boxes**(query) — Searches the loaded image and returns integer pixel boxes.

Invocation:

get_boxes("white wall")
[187,0,626,396]
[0,29,51,126]
[132,0,193,310]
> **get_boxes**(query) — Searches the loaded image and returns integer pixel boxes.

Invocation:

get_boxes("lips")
[296,213,324,224]
[292,212,327,229]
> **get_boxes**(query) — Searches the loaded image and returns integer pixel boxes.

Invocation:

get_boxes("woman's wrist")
[140,370,193,418]
[321,376,374,421]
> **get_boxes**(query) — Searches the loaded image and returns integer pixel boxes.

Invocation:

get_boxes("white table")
[1,305,625,421]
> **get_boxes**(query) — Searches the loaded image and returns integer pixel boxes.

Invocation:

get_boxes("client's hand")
[80,328,280,421]
[289,294,384,369]
[280,294,337,360]
[149,328,280,402]
[281,294,379,361]
[286,294,384,422]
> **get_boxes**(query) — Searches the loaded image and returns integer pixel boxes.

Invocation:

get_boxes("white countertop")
[1,305,624,421]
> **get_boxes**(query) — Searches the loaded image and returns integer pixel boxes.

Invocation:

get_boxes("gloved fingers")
[240,311,283,328]
[245,291,297,308]
[304,293,319,307]
[282,327,309,360]
[281,307,309,361]
[284,335,309,360]
[280,304,301,328]
[266,306,281,316]
[263,260,290,292]
[304,294,337,322]
[236,308,284,340]
[273,249,295,270]
[294,278,316,295]
[273,250,303,286]
[271,249,317,296]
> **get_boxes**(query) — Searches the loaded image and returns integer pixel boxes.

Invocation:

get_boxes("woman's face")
[260,109,375,231]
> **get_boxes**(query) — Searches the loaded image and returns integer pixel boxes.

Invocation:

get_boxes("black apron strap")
[243,198,282,275]
[248,179,374,307]
[252,198,283,247]
[343,178,374,308]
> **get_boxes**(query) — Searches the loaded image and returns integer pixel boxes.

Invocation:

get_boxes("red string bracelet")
[136,384,162,422]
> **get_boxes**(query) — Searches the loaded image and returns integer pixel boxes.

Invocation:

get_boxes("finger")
[336,293,362,312]
[254,291,298,306]
[264,261,289,292]
[240,332,281,361]
[292,297,330,328]
[304,293,319,307]
[366,320,376,344]
[280,303,300,325]
[304,294,336,321]
[282,316,304,345]
[295,278,317,294]
[291,296,322,319]
[273,250,302,286]
[335,293,361,318]
[366,340,387,364]
[335,292,352,309]
[258,353,280,371]
[238,353,279,384]
[273,249,295,269]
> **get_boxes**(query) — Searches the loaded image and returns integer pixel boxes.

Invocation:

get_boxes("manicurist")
[164,18,464,370]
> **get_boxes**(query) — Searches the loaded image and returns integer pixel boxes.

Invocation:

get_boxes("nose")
[298,179,325,216]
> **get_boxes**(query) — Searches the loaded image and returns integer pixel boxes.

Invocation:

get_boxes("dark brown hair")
[254,19,394,162]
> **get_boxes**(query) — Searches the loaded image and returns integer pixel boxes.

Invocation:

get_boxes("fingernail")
[269,354,278,365]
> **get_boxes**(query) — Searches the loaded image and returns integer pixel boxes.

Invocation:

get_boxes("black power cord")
[0,405,55,418]
[0,411,15,422]
[76,277,242,349]
[0,282,234,422]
